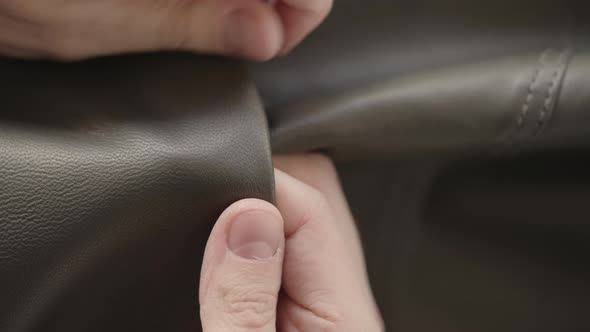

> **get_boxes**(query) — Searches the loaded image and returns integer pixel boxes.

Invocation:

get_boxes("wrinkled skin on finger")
[199,154,384,332]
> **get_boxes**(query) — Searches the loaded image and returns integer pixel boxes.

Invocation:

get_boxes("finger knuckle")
[220,286,277,328]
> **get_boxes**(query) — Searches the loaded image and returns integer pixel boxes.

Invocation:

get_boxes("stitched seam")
[535,50,568,135]
[517,50,546,130]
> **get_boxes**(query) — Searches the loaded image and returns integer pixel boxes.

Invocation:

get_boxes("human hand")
[0,0,332,61]
[199,154,384,331]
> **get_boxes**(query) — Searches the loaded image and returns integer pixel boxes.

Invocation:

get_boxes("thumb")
[199,199,284,332]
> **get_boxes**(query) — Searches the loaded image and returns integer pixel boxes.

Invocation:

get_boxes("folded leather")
[1,1,590,331]
[270,49,590,158]
[0,54,274,332]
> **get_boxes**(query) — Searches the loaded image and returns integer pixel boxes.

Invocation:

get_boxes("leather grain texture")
[0,54,274,332]
[1,0,590,331]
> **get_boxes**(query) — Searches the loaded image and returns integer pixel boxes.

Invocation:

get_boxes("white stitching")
[535,50,569,135]
[517,50,547,130]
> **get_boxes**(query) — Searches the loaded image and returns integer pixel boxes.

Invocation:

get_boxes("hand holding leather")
[0,54,274,332]
[199,154,384,331]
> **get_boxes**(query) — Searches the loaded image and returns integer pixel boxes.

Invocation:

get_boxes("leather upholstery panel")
[253,0,589,108]
[1,0,590,331]
[254,0,590,159]
[270,50,590,158]
[0,54,274,332]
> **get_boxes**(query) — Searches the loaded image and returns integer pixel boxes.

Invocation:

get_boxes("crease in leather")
[0,53,274,332]
[0,2,589,332]
[270,50,582,160]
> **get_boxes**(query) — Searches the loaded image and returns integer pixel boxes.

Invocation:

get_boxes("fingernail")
[227,210,282,260]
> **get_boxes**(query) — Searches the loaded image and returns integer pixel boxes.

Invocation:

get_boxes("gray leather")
[0,54,274,332]
[253,0,590,331]
[254,0,589,108]
[1,0,590,331]
[254,0,590,159]
[269,50,590,158]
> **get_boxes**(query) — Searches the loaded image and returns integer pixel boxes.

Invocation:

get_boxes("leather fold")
[0,54,274,332]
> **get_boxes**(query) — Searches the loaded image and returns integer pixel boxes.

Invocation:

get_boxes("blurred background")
[252,0,590,330]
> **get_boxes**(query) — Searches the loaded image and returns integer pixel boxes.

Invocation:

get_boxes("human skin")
[0,0,332,61]
[199,154,385,331]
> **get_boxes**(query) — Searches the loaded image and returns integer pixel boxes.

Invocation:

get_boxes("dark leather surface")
[254,0,590,108]
[1,0,590,331]
[0,54,274,332]
[254,0,590,159]
[339,154,590,332]
[269,50,590,158]
[255,1,590,330]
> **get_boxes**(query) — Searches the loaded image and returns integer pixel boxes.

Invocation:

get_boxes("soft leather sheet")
[0,54,273,332]
[1,0,590,331]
